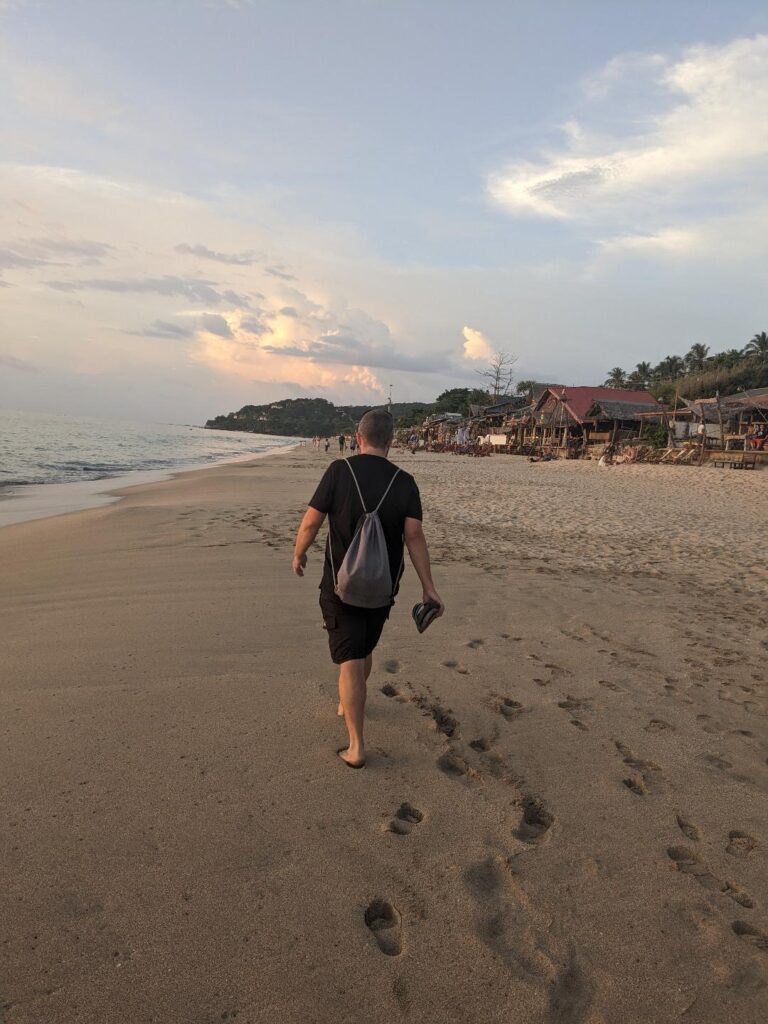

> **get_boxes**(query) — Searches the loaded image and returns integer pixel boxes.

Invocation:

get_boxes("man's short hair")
[358,409,394,449]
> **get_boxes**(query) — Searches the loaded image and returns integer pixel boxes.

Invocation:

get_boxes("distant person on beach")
[324,439,330,453]
[338,434,346,454]
[292,409,444,768]
[349,435,357,453]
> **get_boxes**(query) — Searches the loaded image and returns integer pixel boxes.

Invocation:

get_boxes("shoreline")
[0,441,302,530]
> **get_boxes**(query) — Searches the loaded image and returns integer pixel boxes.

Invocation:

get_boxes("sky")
[1,0,767,423]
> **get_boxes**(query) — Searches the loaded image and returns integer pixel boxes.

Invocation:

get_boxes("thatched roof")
[587,399,664,420]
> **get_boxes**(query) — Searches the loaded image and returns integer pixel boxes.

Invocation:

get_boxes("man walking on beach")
[293,410,444,768]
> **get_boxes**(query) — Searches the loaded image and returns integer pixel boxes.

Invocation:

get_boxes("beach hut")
[530,386,663,455]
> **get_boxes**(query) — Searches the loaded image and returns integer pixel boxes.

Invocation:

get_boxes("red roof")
[536,386,661,422]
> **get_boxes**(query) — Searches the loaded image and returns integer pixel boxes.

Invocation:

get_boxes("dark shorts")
[320,593,391,664]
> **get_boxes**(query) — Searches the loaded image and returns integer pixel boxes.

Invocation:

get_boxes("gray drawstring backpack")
[330,459,401,609]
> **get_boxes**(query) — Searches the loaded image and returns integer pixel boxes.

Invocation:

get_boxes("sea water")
[0,409,300,527]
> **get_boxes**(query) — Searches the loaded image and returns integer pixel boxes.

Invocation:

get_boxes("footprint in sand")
[431,705,459,738]
[364,900,403,956]
[470,736,494,752]
[388,802,424,836]
[732,921,768,951]
[441,659,469,675]
[496,697,523,720]
[676,813,702,842]
[513,797,554,844]
[382,660,401,675]
[702,752,733,770]
[616,741,662,795]
[437,750,478,780]
[666,847,755,908]
[466,638,485,650]
[646,718,675,733]
[381,684,399,698]
[599,680,624,692]
[727,831,758,857]
[623,776,649,796]
[570,719,589,732]
[558,696,590,714]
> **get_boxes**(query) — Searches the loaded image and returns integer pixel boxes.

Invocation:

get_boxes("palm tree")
[684,343,710,372]
[604,367,627,388]
[711,348,744,369]
[632,361,653,384]
[743,331,768,360]
[654,355,683,379]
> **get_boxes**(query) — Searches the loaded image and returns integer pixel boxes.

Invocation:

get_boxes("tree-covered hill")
[204,388,493,436]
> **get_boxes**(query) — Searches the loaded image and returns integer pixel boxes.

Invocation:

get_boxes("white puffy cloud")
[462,326,494,362]
[488,35,768,222]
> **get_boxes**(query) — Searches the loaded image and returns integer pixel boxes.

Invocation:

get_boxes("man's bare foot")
[337,702,344,717]
[337,746,365,769]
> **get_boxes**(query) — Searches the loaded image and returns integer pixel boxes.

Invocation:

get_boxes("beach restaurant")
[499,386,664,455]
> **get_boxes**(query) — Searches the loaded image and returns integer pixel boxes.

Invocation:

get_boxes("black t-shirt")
[309,454,422,601]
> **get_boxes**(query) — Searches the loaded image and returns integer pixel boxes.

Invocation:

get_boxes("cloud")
[0,352,37,372]
[239,314,272,336]
[596,227,698,259]
[264,265,297,281]
[130,319,195,340]
[199,313,234,338]
[175,242,261,265]
[488,35,768,220]
[581,52,667,98]
[46,274,247,305]
[0,247,42,269]
[261,334,447,373]
[0,237,113,270]
[462,326,494,362]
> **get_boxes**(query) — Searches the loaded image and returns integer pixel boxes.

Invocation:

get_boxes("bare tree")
[475,351,517,400]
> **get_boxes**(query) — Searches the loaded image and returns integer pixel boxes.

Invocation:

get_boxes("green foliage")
[604,332,768,401]
[433,387,490,414]
[205,396,436,437]
[651,356,768,404]
[645,421,668,449]
[744,332,768,359]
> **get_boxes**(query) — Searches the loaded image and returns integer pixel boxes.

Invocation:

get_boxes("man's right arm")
[404,517,444,616]
[293,463,335,577]
[292,507,326,576]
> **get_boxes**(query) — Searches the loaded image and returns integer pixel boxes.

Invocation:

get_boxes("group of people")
[399,432,490,457]
[311,434,359,455]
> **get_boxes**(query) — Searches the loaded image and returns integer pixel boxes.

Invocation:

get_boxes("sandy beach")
[2,446,767,1024]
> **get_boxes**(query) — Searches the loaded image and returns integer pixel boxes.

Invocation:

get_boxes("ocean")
[0,410,300,528]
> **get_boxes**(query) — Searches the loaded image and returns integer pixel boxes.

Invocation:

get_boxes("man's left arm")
[292,507,326,576]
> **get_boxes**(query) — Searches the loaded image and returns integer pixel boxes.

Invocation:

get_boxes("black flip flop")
[412,601,440,634]
[336,747,366,769]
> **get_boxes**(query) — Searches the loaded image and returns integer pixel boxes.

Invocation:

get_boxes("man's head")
[356,409,394,453]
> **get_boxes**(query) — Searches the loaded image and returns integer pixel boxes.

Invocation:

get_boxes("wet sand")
[1,446,767,1023]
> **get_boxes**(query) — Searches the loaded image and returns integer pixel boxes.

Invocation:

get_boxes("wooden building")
[503,386,664,455]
